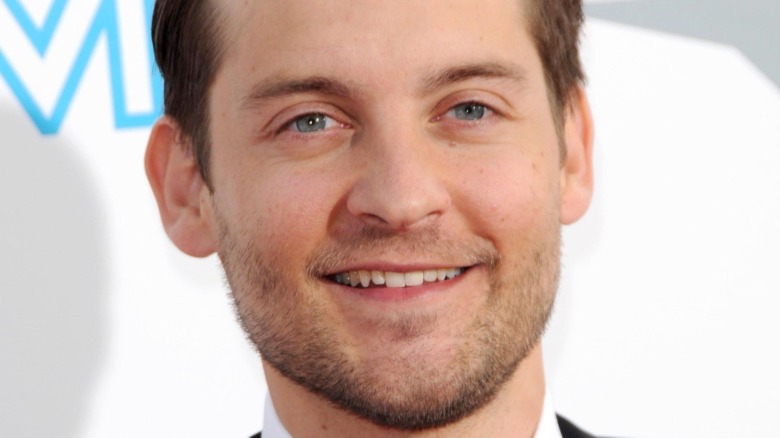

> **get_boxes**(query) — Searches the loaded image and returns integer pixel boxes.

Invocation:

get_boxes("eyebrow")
[419,62,529,95]
[240,76,355,110]
[240,62,528,110]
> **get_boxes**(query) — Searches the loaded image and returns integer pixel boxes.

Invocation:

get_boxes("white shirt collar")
[263,389,561,438]
[534,388,563,438]
[263,392,293,438]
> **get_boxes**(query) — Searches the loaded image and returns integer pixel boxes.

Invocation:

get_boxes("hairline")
[181,0,580,183]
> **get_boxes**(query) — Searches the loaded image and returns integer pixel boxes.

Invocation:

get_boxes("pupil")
[296,114,326,132]
[456,103,484,120]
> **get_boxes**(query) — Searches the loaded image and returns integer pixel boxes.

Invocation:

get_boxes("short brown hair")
[526,0,586,119]
[151,0,585,184]
[152,0,226,185]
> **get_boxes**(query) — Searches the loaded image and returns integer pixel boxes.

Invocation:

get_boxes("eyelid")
[431,90,509,121]
[281,113,338,133]
[267,103,352,136]
[449,101,493,117]
[433,99,500,124]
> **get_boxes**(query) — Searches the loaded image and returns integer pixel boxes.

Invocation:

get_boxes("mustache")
[305,224,500,277]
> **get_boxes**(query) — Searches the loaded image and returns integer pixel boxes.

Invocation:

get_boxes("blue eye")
[452,102,486,121]
[292,114,336,133]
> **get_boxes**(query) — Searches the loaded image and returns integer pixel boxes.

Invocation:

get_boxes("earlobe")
[145,116,218,257]
[559,88,595,225]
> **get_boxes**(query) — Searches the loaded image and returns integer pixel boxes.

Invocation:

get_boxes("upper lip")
[324,262,473,276]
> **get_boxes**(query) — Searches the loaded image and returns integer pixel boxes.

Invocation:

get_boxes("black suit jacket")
[250,414,596,437]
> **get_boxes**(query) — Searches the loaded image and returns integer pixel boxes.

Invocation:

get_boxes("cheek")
[221,164,342,260]
[455,150,559,240]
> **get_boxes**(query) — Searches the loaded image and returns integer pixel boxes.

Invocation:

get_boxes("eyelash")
[276,112,348,136]
[274,99,499,136]
[443,101,495,122]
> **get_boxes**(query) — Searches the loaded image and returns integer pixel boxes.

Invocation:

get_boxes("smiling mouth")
[329,268,467,288]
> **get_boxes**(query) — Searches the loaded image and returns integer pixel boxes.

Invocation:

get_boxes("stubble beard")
[217,216,560,431]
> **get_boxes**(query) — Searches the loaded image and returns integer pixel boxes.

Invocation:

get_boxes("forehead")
[214,0,539,93]
[220,0,527,40]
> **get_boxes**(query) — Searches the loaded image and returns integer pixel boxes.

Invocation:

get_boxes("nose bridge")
[346,116,451,230]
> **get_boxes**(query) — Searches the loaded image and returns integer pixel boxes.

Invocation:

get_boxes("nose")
[346,124,452,231]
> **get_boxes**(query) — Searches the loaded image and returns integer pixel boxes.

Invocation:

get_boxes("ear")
[145,116,217,257]
[560,88,595,225]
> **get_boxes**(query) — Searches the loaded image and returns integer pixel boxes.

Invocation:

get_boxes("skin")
[146,0,594,437]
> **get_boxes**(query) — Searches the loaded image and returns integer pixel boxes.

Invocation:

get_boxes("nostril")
[347,187,450,231]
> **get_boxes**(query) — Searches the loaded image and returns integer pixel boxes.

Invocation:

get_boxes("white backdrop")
[1,1,778,437]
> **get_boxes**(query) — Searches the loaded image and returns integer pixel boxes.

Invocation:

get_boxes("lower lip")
[330,269,471,303]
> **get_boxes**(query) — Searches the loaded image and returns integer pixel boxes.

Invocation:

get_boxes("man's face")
[198,0,587,430]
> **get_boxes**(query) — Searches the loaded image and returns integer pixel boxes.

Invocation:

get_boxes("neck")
[264,344,547,438]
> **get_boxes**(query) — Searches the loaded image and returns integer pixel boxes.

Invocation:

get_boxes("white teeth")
[359,271,371,288]
[371,271,386,285]
[333,268,464,288]
[350,271,360,287]
[404,271,424,287]
[385,272,406,288]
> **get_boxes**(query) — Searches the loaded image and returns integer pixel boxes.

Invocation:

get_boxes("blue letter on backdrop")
[0,0,163,134]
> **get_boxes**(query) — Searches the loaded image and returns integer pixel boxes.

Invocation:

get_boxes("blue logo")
[0,0,163,134]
